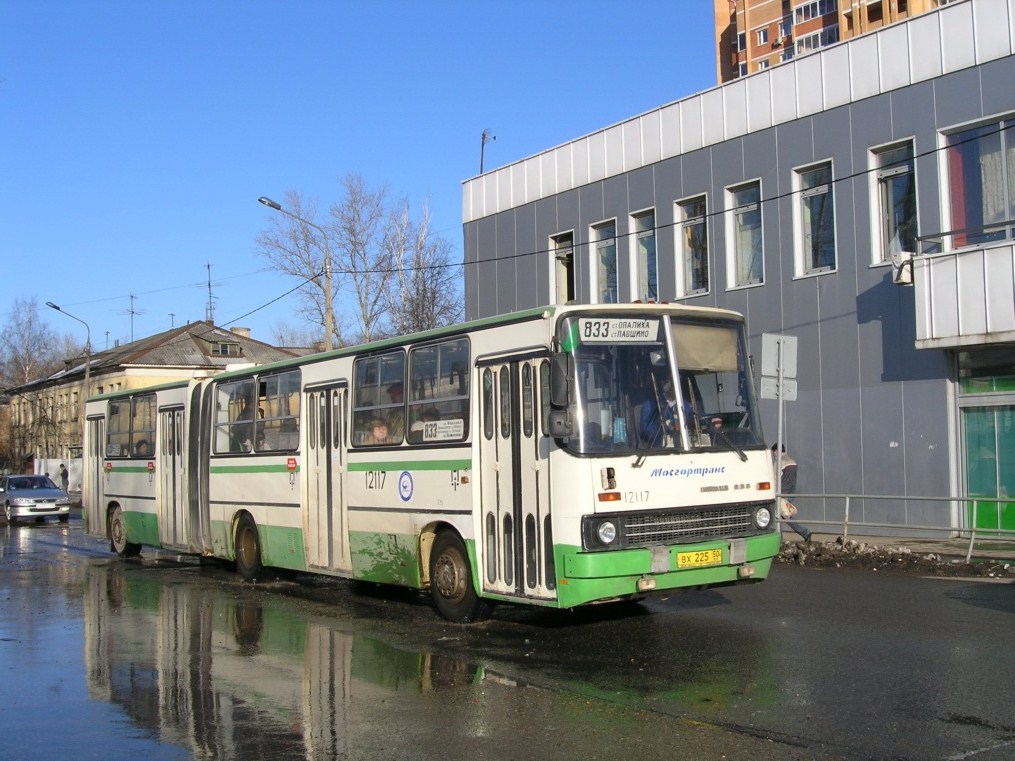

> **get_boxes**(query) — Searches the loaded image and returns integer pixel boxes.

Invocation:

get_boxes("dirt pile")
[776,537,1015,578]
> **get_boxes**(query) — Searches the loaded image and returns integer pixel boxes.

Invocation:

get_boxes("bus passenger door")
[304,385,350,572]
[158,407,187,548]
[84,415,105,535]
[478,358,556,602]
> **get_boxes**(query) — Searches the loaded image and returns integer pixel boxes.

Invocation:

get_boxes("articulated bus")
[83,303,780,621]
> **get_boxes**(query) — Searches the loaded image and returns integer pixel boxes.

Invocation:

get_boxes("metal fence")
[777,492,1015,563]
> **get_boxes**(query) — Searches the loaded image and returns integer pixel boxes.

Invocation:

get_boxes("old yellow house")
[5,321,297,475]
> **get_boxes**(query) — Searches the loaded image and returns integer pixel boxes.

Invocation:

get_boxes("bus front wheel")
[429,531,489,623]
[109,506,141,558]
[235,514,264,582]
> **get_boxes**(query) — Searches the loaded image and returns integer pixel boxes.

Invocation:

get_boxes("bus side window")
[407,337,470,444]
[353,351,405,447]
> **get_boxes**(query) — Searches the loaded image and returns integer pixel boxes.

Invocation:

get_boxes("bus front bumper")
[554,531,781,609]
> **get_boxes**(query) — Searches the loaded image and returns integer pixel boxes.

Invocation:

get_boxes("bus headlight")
[596,521,617,545]
[754,506,773,530]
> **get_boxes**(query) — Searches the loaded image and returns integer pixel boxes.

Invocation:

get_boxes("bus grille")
[625,506,756,545]
[583,503,770,550]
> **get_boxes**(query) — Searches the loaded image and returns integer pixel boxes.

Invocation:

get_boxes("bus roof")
[86,303,748,394]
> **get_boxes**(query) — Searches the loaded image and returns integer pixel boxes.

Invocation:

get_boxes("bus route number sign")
[578,318,657,343]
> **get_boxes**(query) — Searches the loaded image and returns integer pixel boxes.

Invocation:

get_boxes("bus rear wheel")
[109,506,141,557]
[429,531,489,623]
[235,514,264,582]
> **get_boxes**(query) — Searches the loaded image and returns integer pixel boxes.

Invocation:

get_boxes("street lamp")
[480,128,496,174]
[258,195,335,350]
[46,301,90,456]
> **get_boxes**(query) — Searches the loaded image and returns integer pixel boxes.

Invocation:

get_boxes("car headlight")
[596,520,617,545]
[12,498,33,506]
[754,506,772,529]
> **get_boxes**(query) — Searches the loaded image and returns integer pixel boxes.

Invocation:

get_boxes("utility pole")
[258,196,335,350]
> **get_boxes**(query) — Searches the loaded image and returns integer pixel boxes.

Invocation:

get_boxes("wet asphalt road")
[1,517,1013,761]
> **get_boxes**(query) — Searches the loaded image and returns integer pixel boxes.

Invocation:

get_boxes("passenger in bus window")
[365,417,390,446]
[231,397,255,452]
[135,439,150,456]
[386,382,405,443]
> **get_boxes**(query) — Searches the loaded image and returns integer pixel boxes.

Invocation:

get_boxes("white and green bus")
[83,304,781,621]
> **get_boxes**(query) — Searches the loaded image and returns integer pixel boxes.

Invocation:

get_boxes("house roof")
[7,321,297,394]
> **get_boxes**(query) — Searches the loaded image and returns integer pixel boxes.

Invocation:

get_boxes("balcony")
[914,224,1015,349]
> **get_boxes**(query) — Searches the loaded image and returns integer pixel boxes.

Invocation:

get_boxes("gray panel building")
[461,0,1015,534]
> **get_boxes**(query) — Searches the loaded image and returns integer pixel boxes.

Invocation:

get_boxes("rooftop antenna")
[204,262,218,323]
[123,293,145,342]
[169,312,175,328]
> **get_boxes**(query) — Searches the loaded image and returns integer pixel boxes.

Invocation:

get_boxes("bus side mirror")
[549,352,573,407]
[547,352,575,438]
[546,409,573,438]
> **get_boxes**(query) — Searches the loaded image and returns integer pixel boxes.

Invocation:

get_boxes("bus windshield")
[557,313,764,456]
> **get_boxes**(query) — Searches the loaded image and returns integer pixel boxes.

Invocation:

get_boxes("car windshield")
[8,476,58,490]
[556,313,764,456]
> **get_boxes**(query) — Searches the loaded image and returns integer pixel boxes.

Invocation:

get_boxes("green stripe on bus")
[210,464,301,474]
[105,466,153,473]
[347,459,471,472]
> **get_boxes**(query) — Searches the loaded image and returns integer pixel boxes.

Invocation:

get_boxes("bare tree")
[384,198,463,334]
[256,175,463,347]
[255,191,347,349]
[1,297,63,386]
[329,174,393,344]
[0,298,67,469]
[270,320,321,351]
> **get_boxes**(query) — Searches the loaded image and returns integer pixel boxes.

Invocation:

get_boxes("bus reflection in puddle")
[83,565,481,759]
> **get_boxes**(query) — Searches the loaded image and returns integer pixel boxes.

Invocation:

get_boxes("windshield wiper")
[712,425,748,462]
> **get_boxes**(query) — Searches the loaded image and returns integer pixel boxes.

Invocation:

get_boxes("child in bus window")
[365,417,389,446]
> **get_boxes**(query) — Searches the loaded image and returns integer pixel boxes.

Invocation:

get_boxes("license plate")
[676,549,723,568]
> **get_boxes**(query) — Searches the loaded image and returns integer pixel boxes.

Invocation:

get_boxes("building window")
[757,59,770,71]
[794,0,838,24]
[796,162,836,273]
[796,26,840,54]
[781,47,795,62]
[756,28,769,46]
[631,211,657,301]
[779,20,792,38]
[946,118,1015,247]
[738,62,748,77]
[677,196,709,296]
[737,31,746,51]
[551,231,575,304]
[872,141,918,263]
[593,221,618,304]
[727,182,764,287]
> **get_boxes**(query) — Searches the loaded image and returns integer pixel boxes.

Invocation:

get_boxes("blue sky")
[1,0,718,350]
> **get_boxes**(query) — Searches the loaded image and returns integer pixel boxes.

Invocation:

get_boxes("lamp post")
[46,301,90,457]
[480,128,496,174]
[258,196,335,350]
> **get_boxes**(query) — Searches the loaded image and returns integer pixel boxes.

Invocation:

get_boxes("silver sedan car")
[1,474,72,524]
